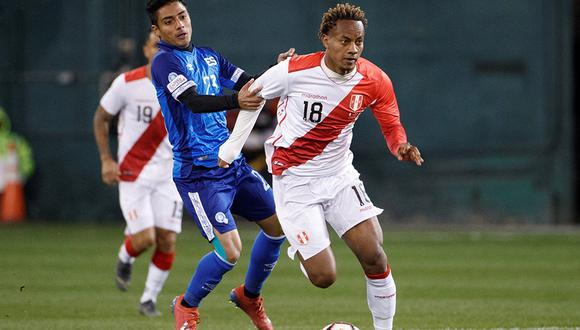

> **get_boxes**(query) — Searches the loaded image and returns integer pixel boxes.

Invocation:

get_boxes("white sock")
[118,243,135,264]
[140,262,170,303]
[366,273,396,330]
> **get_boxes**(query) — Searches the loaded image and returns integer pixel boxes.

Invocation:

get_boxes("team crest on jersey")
[204,56,218,67]
[349,94,364,111]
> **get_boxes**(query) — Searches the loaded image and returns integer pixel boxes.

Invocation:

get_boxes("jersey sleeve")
[214,50,244,90]
[151,52,197,101]
[254,59,289,99]
[370,71,408,157]
[99,74,126,116]
[217,60,289,164]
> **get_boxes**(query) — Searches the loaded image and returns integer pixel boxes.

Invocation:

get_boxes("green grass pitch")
[1,222,579,329]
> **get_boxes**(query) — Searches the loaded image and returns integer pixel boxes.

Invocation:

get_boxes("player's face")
[151,1,192,48]
[143,32,160,63]
[322,19,365,74]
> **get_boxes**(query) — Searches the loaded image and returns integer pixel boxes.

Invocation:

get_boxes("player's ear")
[151,25,160,38]
[321,34,329,49]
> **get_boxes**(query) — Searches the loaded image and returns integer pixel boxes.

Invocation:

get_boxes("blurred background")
[0,0,577,225]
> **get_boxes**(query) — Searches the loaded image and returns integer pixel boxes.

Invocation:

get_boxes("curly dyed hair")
[318,3,367,39]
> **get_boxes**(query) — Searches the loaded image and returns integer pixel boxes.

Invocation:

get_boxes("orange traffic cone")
[1,142,25,222]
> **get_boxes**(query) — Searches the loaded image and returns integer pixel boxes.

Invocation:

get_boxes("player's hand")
[397,143,424,166]
[101,158,120,185]
[217,157,230,168]
[237,78,264,110]
[277,48,296,63]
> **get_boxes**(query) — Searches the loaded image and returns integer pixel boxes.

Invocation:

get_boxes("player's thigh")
[119,181,155,235]
[231,163,276,223]
[151,179,183,234]
[325,177,383,239]
[173,178,237,242]
[273,176,330,262]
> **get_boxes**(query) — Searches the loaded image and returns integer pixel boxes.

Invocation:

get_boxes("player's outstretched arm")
[93,106,120,185]
[218,80,266,168]
[237,78,264,110]
[396,142,424,166]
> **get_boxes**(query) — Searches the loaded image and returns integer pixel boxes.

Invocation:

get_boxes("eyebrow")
[161,10,186,21]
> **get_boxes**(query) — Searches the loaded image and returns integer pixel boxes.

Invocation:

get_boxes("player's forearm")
[93,108,114,162]
[218,105,264,164]
[177,88,239,113]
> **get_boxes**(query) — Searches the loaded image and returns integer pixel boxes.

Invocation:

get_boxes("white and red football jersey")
[100,66,173,182]
[220,52,408,177]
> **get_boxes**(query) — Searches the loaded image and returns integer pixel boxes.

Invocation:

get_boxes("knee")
[259,214,285,238]
[156,232,176,253]
[361,248,388,274]
[140,232,156,249]
[308,270,336,289]
[225,247,241,264]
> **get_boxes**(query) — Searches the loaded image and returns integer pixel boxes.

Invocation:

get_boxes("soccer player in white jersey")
[93,32,183,317]
[218,4,423,330]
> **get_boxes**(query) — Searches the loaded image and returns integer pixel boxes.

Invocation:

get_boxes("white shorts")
[119,178,183,235]
[273,165,383,260]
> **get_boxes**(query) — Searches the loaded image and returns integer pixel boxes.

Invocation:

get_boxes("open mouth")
[176,32,188,39]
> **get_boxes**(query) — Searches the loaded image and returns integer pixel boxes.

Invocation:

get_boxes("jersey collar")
[158,40,194,52]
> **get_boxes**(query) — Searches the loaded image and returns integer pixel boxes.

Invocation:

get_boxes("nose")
[176,18,185,30]
[347,42,359,55]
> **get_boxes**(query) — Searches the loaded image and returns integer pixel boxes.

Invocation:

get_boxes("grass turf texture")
[0,222,579,329]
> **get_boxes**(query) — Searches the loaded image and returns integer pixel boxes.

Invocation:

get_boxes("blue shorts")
[174,157,276,241]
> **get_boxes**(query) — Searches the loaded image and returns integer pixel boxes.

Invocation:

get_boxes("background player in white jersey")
[93,32,183,317]
[219,4,423,330]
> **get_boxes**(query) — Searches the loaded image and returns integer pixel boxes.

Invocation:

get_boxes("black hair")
[146,0,185,25]
[319,3,367,39]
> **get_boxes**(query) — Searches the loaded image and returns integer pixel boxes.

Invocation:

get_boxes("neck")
[146,63,152,79]
[323,55,353,75]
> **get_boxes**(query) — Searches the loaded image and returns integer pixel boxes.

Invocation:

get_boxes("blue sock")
[244,231,285,296]
[184,251,234,307]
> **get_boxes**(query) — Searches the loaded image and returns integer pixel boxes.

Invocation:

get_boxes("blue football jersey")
[151,41,244,178]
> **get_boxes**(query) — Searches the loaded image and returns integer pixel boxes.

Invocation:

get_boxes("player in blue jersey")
[146,1,294,329]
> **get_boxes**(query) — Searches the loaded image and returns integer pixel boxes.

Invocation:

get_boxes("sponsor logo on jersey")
[296,230,309,245]
[167,74,188,93]
[204,56,218,67]
[350,94,364,111]
[301,92,328,100]
[215,212,228,224]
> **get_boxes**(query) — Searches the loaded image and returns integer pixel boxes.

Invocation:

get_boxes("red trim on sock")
[124,238,139,257]
[365,264,391,279]
[152,249,175,271]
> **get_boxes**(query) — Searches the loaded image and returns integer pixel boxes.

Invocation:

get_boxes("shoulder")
[288,52,324,73]
[123,66,147,83]
[152,49,181,70]
[357,57,391,85]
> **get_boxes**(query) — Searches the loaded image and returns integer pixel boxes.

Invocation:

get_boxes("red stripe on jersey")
[271,80,372,175]
[288,52,324,73]
[119,111,167,181]
[124,66,147,83]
